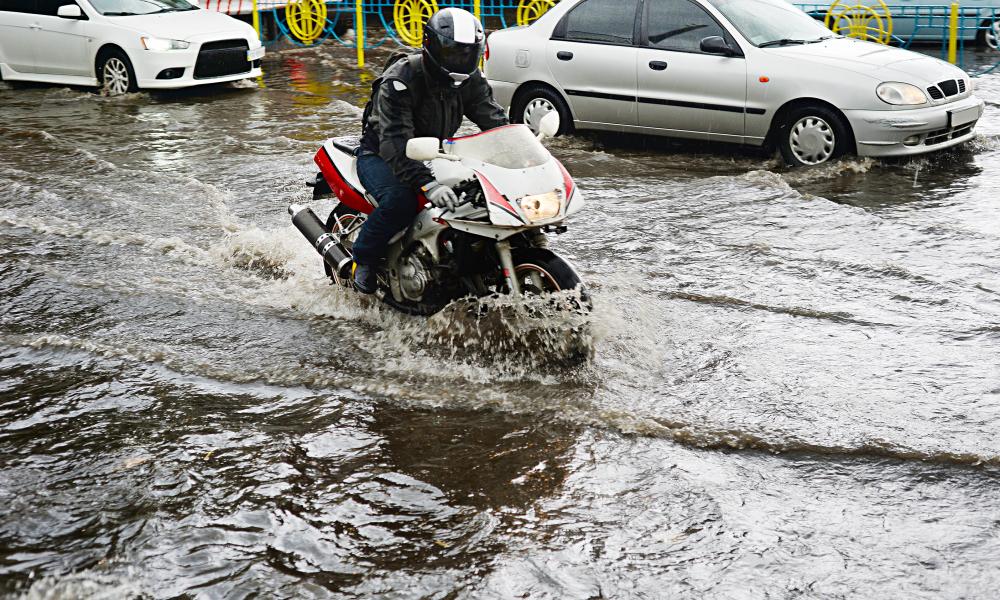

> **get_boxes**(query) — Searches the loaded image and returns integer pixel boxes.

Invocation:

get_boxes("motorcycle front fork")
[495,240,521,295]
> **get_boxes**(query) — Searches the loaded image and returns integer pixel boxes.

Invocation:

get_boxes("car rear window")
[557,0,640,45]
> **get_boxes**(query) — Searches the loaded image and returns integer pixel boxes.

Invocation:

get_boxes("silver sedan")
[484,0,986,166]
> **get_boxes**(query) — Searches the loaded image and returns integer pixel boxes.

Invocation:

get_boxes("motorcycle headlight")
[141,37,190,51]
[876,82,927,106]
[518,191,561,223]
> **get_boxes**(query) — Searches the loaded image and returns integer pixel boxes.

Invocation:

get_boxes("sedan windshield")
[709,0,834,46]
[88,0,196,16]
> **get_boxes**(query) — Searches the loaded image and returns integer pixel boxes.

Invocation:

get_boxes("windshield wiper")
[758,38,813,48]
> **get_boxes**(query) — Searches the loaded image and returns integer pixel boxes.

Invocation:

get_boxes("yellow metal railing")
[261,0,561,67]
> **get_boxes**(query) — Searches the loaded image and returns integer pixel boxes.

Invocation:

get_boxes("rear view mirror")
[538,111,560,140]
[700,36,734,56]
[406,137,442,161]
[56,4,83,18]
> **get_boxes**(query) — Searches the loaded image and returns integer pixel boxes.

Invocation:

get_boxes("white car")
[485,0,986,166]
[0,0,264,94]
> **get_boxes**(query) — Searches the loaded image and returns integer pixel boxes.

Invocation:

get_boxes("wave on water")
[738,158,874,193]
[0,127,118,172]
[661,290,882,326]
[0,210,212,266]
[5,319,998,470]
[636,415,1000,469]
[17,569,147,600]
[212,223,599,372]
[969,133,1000,152]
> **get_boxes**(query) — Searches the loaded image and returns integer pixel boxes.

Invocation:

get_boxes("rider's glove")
[422,182,459,212]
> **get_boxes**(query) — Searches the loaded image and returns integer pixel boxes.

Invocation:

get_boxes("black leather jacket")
[359,54,509,190]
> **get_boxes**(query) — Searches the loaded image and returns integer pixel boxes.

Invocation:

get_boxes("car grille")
[927,78,966,101]
[194,39,250,79]
[924,122,976,145]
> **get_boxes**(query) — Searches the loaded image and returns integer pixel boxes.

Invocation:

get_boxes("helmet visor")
[430,33,482,75]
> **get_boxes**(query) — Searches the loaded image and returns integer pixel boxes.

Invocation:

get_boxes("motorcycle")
[289,112,588,315]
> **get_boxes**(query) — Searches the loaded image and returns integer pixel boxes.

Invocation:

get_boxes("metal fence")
[208,0,998,75]
[797,3,1000,64]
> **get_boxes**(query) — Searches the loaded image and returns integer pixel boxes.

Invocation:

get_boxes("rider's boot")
[353,262,377,294]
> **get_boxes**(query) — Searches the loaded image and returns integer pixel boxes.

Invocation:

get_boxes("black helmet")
[422,8,485,87]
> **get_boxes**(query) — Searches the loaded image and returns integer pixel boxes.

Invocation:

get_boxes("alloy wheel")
[789,116,836,165]
[523,98,556,134]
[102,58,130,96]
[987,21,1000,50]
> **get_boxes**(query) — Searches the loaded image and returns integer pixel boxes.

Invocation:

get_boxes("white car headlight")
[141,37,190,51]
[876,82,928,106]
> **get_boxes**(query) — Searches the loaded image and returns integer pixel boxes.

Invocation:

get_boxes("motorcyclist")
[351,7,509,294]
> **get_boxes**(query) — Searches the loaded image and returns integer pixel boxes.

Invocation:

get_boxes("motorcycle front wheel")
[509,248,590,310]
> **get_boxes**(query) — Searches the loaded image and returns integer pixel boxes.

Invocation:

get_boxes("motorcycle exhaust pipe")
[288,204,353,280]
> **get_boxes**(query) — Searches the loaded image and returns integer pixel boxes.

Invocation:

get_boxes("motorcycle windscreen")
[445,125,551,169]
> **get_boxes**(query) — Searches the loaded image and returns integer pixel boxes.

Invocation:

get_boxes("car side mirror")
[406,137,443,161]
[700,36,734,56]
[537,111,560,140]
[56,4,83,18]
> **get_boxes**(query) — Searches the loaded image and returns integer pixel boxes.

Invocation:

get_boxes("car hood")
[766,37,964,85]
[106,9,254,40]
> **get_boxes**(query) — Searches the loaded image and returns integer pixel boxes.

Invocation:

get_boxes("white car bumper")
[131,41,263,90]
[846,95,986,158]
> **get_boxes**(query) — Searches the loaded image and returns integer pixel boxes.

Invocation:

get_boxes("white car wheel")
[523,97,556,134]
[987,21,1000,50]
[789,116,836,165]
[103,58,130,95]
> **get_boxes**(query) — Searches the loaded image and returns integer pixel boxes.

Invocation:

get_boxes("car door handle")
[557,51,574,61]
[648,61,668,71]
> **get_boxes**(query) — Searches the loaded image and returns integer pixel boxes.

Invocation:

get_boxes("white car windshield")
[709,0,834,46]
[445,125,552,170]
[89,0,196,16]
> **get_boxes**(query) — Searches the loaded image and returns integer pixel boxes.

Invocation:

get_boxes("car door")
[636,0,748,142]
[33,0,91,77]
[0,0,40,74]
[546,0,641,129]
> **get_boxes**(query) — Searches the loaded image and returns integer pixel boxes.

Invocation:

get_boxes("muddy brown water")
[2,44,1000,598]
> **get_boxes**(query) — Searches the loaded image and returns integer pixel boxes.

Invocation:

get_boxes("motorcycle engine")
[398,249,434,302]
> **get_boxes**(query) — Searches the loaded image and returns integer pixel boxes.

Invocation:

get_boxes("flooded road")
[2,44,1000,598]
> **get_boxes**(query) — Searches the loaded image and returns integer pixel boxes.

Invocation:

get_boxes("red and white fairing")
[313,124,583,237]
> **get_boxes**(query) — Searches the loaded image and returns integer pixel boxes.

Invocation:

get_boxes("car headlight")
[518,191,561,223]
[876,82,928,106]
[141,37,190,51]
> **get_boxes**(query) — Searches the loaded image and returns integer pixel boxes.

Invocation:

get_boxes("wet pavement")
[1,43,999,598]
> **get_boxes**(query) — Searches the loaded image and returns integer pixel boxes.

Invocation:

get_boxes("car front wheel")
[978,19,1000,49]
[97,50,138,96]
[776,105,851,167]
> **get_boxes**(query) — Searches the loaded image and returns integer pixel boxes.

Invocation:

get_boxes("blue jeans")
[352,153,419,266]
